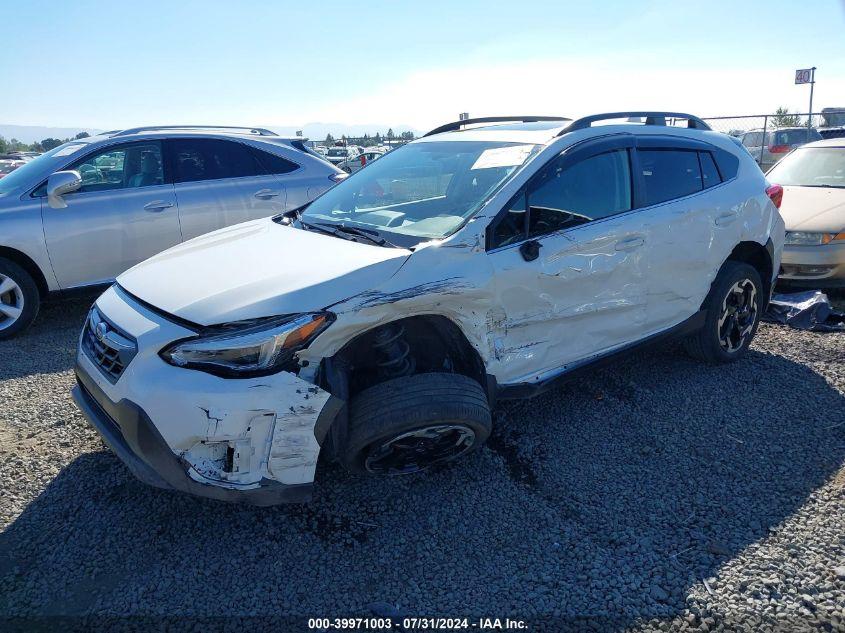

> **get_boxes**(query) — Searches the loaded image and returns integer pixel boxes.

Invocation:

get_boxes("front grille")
[81,307,137,382]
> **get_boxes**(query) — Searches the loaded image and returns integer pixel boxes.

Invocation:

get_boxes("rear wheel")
[683,261,762,363]
[0,258,40,340]
[342,372,492,475]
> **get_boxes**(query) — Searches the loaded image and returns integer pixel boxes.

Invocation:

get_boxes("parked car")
[0,125,345,338]
[338,149,385,173]
[325,145,360,165]
[72,112,784,505]
[0,159,25,178]
[818,108,845,140]
[741,127,823,171]
[766,138,845,287]
[0,152,40,163]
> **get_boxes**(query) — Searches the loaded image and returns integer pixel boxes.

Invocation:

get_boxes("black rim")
[718,278,758,353]
[364,424,477,475]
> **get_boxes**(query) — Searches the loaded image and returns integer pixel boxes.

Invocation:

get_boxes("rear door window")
[639,149,702,205]
[170,138,263,183]
[698,151,721,188]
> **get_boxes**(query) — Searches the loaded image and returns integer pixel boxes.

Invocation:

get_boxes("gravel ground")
[1,294,844,632]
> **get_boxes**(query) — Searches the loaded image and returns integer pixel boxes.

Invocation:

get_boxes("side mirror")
[47,170,82,209]
[519,239,541,262]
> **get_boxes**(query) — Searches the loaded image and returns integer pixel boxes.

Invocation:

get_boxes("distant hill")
[0,124,103,144]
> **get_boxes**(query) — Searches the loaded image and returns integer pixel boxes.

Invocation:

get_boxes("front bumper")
[72,370,311,505]
[779,241,845,288]
[72,285,342,505]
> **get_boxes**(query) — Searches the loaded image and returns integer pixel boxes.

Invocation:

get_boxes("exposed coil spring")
[372,323,415,378]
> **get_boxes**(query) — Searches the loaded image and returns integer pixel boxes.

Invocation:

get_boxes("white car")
[767,138,845,287]
[338,149,385,173]
[324,145,360,165]
[73,112,785,504]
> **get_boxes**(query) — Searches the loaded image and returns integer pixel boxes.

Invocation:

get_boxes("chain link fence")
[702,109,845,169]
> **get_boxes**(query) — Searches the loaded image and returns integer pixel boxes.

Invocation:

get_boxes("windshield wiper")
[313,222,403,249]
[299,220,356,241]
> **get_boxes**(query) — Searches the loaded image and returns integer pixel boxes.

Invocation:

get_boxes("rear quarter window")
[712,147,740,181]
[253,149,299,175]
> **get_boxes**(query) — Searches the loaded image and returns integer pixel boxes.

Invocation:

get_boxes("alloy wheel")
[717,279,758,353]
[364,424,477,475]
[0,273,24,332]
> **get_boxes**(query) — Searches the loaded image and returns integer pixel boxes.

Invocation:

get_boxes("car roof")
[82,126,302,144]
[416,122,571,145]
[416,113,716,146]
[744,126,817,133]
[796,138,845,149]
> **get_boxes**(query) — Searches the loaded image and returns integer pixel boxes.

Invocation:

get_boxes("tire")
[342,372,492,475]
[683,261,763,363]
[0,257,40,340]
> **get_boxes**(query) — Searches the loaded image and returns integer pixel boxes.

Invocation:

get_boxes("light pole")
[808,67,816,131]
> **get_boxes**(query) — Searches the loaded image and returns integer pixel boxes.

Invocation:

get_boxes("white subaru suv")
[72,113,785,505]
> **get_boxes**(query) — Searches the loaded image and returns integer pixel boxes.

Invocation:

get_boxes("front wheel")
[683,261,763,363]
[341,373,492,475]
[0,257,40,340]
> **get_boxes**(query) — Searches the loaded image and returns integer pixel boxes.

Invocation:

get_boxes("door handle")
[143,200,174,212]
[614,237,645,252]
[254,189,282,200]
[715,211,738,226]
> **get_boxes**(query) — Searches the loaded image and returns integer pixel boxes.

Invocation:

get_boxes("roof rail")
[559,112,711,135]
[424,116,571,137]
[111,125,279,137]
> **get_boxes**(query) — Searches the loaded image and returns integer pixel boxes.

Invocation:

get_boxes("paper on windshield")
[471,145,534,170]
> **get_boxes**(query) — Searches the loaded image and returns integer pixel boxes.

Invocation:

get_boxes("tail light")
[329,173,348,184]
[769,144,790,154]
[766,184,784,209]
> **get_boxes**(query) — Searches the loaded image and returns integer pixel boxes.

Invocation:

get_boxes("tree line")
[0,131,90,155]
[324,129,415,147]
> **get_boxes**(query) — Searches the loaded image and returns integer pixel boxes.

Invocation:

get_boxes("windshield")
[300,140,539,243]
[767,146,845,188]
[327,148,348,157]
[0,142,87,196]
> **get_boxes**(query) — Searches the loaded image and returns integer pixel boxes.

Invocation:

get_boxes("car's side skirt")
[495,309,707,400]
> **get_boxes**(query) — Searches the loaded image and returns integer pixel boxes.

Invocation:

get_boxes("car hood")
[117,218,411,326]
[780,186,845,232]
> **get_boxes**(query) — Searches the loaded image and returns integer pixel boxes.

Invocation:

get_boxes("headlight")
[785,231,845,246]
[160,312,333,377]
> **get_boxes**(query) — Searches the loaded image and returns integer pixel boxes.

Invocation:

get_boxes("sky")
[3,0,845,134]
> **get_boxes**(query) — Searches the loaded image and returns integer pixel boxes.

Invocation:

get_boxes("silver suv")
[0,125,345,338]
[740,126,823,171]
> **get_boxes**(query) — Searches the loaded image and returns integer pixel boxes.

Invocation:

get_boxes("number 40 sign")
[795,68,814,84]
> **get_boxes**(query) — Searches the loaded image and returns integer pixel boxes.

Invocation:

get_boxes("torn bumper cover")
[73,369,315,505]
[72,285,343,505]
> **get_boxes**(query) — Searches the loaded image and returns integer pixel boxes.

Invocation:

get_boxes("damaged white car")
[72,112,785,504]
